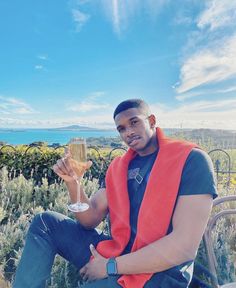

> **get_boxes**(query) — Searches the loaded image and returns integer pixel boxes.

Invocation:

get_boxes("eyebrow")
[116,116,139,131]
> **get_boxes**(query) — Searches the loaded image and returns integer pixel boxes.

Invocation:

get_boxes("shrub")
[0,167,100,286]
[0,143,236,287]
[0,145,127,186]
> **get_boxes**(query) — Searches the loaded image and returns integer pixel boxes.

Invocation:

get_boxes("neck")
[137,132,158,156]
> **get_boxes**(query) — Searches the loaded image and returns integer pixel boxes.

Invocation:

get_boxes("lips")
[128,136,141,146]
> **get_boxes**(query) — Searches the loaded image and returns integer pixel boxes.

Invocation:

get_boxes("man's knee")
[29,211,64,234]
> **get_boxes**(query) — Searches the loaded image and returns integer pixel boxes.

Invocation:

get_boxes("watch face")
[107,258,117,276]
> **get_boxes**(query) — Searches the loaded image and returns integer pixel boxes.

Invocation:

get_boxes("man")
[13,99,217,288]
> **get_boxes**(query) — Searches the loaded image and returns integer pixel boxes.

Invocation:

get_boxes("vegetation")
[171,128,236,149]
[0,145,125,186]
[0,167,100,287]
[0,134,236,287]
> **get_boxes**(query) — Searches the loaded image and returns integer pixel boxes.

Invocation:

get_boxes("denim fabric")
[13,210,192,288]
[80,276,122,288]
[80,262,193,288]
[13,211,110,288]
[80,265,192,288]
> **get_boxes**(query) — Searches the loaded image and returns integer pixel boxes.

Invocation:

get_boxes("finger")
[89,244,99,258]
[64,150,72,163]
[52,164,65,176]
[56,158,68,173]
[81,268,89,282]
[86,161,93,169]
[61,157,70,171]
[64,147,70,156]
[83,273,89,282]
[61,157,75,176]
[79,266,86,275]
[68,159,88,177]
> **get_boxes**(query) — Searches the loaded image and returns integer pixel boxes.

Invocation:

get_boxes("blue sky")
[0,0,236,130]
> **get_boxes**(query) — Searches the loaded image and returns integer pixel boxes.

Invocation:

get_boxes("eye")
[131,119,139,126]
[117,127,125,133]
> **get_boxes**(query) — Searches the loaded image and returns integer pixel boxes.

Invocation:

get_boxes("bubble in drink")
[69,139,87,177]
[69,143,87,163]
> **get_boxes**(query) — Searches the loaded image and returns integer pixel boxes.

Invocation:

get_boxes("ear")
[148,114,156,129]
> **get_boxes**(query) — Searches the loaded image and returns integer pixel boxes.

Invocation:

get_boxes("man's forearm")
[116,232,195,275]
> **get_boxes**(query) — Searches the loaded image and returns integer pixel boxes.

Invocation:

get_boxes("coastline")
[1,128,236,148]
[0,128,119,146]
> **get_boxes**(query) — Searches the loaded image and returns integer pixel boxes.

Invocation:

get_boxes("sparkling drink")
[69,142,87,163]
[67,138,89,212]
[69,142,87,176]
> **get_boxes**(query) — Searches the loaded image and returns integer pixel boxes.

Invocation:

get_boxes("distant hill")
[85,128,236,149]
[49,127,236,148]
[49,125,101,131]
[169,128,236,149]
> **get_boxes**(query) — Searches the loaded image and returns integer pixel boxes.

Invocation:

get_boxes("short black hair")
[113,99,151,119]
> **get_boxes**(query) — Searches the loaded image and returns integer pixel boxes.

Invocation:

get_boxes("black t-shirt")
[123,148,217,254]
[121,148,217,287]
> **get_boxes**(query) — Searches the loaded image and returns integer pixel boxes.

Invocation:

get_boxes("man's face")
[114,108,156,156]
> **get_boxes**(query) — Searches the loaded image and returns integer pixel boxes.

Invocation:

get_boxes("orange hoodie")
[96,127,197,288]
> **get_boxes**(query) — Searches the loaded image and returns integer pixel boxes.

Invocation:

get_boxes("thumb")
[90,244,99,257]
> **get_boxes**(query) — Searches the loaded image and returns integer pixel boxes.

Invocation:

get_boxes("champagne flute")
[67,137,89,212]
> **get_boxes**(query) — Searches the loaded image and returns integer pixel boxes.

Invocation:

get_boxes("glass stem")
[75,178,81,203]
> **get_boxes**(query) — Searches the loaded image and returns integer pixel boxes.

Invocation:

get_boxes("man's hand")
[52,151,92,183]
[80,244,108,282]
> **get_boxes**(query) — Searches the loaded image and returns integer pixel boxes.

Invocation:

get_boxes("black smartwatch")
[106,257,118,276]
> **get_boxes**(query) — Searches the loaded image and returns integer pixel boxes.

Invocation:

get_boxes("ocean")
[0,129,119,145]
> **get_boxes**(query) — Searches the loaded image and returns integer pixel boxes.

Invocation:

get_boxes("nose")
[125,125,135,137]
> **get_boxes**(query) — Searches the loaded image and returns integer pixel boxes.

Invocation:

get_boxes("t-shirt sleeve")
[178,148,218,199]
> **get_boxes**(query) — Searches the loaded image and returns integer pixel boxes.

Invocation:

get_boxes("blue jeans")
[13,211,110,288]
[13,211,192,288]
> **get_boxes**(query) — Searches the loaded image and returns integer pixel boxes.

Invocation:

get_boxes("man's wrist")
[106,257,118,276]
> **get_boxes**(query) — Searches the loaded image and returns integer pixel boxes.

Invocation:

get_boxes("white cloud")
[37,54,48,60]
[70,0,169,35]
[0,95,37,115]
[66,91,109,112]
[15,107,35,114]
[76,0,90,4]
[0,113,115,129]
[67,101,110,112]
[197,0,236,31]
[88,91,106,100]
[174,15,192,26]
[175,0,236,95]
[176,98,236,113]
[101,0,169,35]
[35,65,43,70]
[217,86,236,94]
[101,0,124,36]
[151,98,236,130]
[173,7,193,26]
[175,91,204,101]
[1,98,235,130]
[176,85,236,101]
[176,33,236,93]
[0,91,112,128]
[0,117,49,127]
[72,8,90,32]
